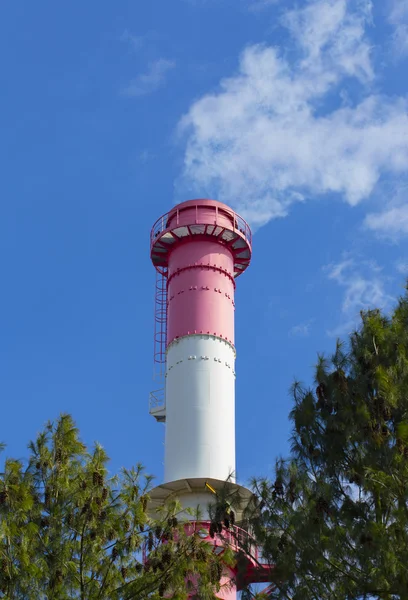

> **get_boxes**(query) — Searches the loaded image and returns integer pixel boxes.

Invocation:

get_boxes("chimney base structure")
[148,200,272,599]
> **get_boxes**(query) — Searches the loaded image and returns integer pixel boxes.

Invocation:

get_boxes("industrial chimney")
[148,199,270,599]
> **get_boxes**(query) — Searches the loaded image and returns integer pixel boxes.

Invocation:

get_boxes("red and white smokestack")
[149,199,257,599]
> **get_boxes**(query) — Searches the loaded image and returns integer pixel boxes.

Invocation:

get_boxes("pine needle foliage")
[0,415,226,599]
[246,289,408,599]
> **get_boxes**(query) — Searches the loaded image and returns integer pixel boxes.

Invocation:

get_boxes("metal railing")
[149,388,165,413]
[150,204,252,249]
[142,520,268,566]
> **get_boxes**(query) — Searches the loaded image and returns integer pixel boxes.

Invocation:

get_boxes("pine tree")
[245,288,408,599]
[0,414,226,599]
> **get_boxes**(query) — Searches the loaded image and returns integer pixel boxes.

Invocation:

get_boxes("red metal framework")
[142,520,273,591]
[153,267,167,378]
[150,199,252,277]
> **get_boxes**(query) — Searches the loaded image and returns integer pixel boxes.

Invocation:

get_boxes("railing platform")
[149,388,166,422]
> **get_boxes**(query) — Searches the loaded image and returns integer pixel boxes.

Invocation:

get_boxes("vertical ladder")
[153,268,167,375]
[150,268,167,422]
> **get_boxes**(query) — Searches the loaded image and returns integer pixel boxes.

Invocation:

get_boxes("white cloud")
[325,258,394,336]
[289,320,313,337]
[364,204,408,236]
[388,0,408,57]
[122,59,175,97]
[177,0,408,228]
[396,260,408,274]
[364,183,408,237]
[282,0,373,79]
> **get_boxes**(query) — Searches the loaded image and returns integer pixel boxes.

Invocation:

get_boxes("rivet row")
[168,288,234,303]
[166,354,235,374]
[167,263,236,289]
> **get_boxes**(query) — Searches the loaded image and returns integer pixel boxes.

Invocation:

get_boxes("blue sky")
[1,0,407,486]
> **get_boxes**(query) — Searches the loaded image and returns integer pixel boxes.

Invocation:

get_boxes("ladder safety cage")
[150,268,167,422]
[153,267,168,379]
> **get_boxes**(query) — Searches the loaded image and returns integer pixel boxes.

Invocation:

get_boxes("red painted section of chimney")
[167,240,235,346]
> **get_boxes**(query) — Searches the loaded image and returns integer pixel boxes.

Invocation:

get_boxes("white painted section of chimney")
[177,492,217,520]
[164,334,236,484]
